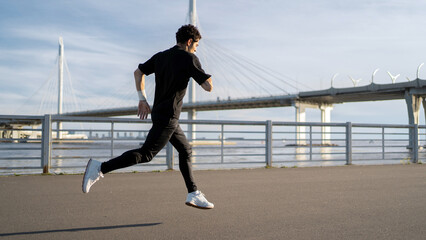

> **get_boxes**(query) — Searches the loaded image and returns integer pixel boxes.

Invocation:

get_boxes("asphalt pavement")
[1,164,426,240]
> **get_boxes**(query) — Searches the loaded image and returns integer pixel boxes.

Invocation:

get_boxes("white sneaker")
[82,159,103,193]
[185,190,214,209]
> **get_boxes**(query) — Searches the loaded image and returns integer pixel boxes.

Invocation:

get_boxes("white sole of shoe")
[82,159,93,193]
[185,202,214,210]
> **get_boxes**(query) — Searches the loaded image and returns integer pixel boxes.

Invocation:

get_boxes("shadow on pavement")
[0,222,162,237]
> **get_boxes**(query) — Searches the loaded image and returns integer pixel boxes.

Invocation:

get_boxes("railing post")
[309,125,313,161]
[166,142,174,170]
[41,114,52,174]
[382,127,385,160]
[266,120,273,167]
[110,122,114,158]
[220,124,224,164]
[413,124,419,163]
[345,122,352,165]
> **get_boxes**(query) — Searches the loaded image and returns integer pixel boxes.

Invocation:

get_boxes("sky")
[1,0,426,124]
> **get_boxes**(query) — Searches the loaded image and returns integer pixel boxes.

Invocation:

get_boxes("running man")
[82,24,214,209]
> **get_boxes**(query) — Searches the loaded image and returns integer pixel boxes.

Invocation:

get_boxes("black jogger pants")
[100,118,197,193]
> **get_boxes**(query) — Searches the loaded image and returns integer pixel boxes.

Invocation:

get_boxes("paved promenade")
[1,164,426,240]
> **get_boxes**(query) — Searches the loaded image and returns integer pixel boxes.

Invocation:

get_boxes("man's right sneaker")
[82,159,103,193]
[185,190,214,209]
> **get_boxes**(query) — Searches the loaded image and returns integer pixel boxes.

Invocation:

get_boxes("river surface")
[0,139,421,175]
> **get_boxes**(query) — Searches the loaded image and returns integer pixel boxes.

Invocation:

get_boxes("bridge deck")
[62,79,426,117]
[1,164,426,239]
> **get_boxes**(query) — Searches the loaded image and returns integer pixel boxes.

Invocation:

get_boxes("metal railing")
[0,115,425,174]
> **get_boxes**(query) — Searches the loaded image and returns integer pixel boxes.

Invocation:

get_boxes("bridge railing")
[0,115,424,175]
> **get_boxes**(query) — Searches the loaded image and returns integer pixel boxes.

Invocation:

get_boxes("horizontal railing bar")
[0,139,42,142]
[279,145,347,149]
[48,116,268,126]
[49,163,167,168]
[272,153,345,156]
[50,146,154,150]
[51,156,101,159]
[190,138,246,141]
[193,154,265,157]
[192,161,265,165]
[350,137,408,140]
[351,140,408,142]
[273,132,347,135]
[0,147,42,150]
[352,123,417,128]
[221,131,265,134]
[0,129,42,132]
[49,139,98,142]
[82,139,144,142]
[278,139,345,143]
[50,154,168,159]
[63,130,267,135]
[352,132,406,135]
[352,158,410,161]
[209,153,265,157]
[281,138,347,141]
[0,157,40,160]
[193,146,265,149]
[58,128,150,131]
[184,130,266,134]
[273,122,347,127]
[353,146,408,149]
[273,159,346,163]
[350,152,408,155]
[0,115,44,120]
[0,167,41,170]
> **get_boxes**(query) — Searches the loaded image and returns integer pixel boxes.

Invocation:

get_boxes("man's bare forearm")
[134,68,147,101]
[134,68,144,91]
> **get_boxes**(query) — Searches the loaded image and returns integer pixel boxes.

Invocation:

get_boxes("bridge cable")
[235,49,313,91]
[205,40,290,94]
[64,55,82,113]
[37,56,59,114]
[200,40,275,96]
[198,44,250,98]
[200,42,263,97]
[204,39,312,93]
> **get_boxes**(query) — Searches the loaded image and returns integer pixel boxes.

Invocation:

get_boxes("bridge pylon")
[404,91,424,150]
[404,91,422,126]
[320,105,333,145]
[57,37,64,139]
[187,0,197,142]
[293,101,333,146]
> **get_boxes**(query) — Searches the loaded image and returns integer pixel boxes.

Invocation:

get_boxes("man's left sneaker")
[82,159,103,193]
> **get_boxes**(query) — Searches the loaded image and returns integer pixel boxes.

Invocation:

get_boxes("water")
[0,139,418,175]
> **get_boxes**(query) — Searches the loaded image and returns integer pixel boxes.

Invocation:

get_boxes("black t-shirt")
[138,45,211,121]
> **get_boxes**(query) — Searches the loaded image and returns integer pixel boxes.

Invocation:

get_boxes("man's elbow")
[134,68,143,77]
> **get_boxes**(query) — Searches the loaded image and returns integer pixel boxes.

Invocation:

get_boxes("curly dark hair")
[176,24,202,44]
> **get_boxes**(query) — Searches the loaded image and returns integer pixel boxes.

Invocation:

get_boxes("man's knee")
[178,147,192,160]
[122,149,154,164]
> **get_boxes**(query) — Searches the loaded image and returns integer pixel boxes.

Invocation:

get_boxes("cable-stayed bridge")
[4,37,426,130]
[60,76,426,145]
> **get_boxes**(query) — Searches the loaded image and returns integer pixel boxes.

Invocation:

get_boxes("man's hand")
[137,100,151,120]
